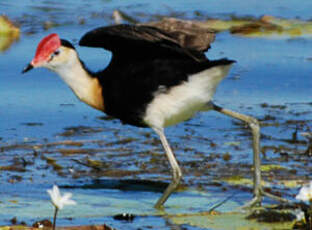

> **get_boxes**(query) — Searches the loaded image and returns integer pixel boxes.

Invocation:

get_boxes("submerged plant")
[47,185,76,230]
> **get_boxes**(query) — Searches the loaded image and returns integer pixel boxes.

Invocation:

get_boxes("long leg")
[212,103,288,207]
[152,127,182,209]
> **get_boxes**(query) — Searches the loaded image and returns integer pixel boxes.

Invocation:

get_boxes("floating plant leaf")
[0,15,20,52]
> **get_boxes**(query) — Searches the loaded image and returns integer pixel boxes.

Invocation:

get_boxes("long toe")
[241,188,290,210]
[261,190,289,204]
[241,194,262,210]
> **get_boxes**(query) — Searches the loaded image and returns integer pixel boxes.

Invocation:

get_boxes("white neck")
[57,58,93,98]
[50,51,104,111]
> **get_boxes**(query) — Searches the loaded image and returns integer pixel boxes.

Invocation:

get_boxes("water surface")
[1,1,312,229]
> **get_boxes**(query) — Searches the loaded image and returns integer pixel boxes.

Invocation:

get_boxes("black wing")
[79,24,209,62]
[141,17,215,52]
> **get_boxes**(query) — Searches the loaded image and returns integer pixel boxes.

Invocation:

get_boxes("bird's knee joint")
[173,169,182,182]
[248,117,260,131]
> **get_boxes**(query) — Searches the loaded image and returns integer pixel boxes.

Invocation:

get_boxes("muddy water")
[1,1,312,229]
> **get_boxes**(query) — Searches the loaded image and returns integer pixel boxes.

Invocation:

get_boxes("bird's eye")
[54,49,60,56]
[48,49,60,62]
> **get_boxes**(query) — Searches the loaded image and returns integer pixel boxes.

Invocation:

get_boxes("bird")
[22,24,284,208]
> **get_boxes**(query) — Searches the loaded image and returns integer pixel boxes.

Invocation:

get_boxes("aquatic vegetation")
[47,185,76,230]
[260,164,287,172]
[0,15,19,35]
[216,175,254,186]
[2,1,312,229]
[47,184,76,210]
[230,15,312,38]
[145,15,312,39]
[169,211,295,229]
[0,15,20,52]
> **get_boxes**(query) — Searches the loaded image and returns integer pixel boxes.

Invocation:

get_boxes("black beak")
[22,63,33,74]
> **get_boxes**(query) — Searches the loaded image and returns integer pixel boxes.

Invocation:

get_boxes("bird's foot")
[241,188,289,210]
[241,195,262,209]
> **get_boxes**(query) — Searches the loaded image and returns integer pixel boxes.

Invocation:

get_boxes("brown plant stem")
[52,207,58,230]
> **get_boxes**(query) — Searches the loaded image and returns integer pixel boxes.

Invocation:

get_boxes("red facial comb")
[32,33,61,65]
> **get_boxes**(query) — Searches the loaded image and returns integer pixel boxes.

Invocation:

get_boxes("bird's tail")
[192,59,235,99]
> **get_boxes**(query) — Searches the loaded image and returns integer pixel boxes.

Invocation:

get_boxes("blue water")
[1,1,312,229]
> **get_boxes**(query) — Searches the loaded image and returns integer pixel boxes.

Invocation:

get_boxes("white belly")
[143,64,232,128]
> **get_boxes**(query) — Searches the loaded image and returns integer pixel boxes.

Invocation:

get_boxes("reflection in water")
[0,35,19,52]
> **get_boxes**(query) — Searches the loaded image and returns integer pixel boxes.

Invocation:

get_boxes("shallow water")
[1,1,312,229]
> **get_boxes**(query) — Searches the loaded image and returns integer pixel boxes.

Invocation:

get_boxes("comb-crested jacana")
[22,24,285,208]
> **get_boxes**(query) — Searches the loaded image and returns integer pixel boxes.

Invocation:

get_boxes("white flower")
[296,181,312,202]
[47,185,76,210]
[294,209,305,221]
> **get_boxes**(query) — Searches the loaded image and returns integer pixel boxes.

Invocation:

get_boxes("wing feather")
[79,24,210,61]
